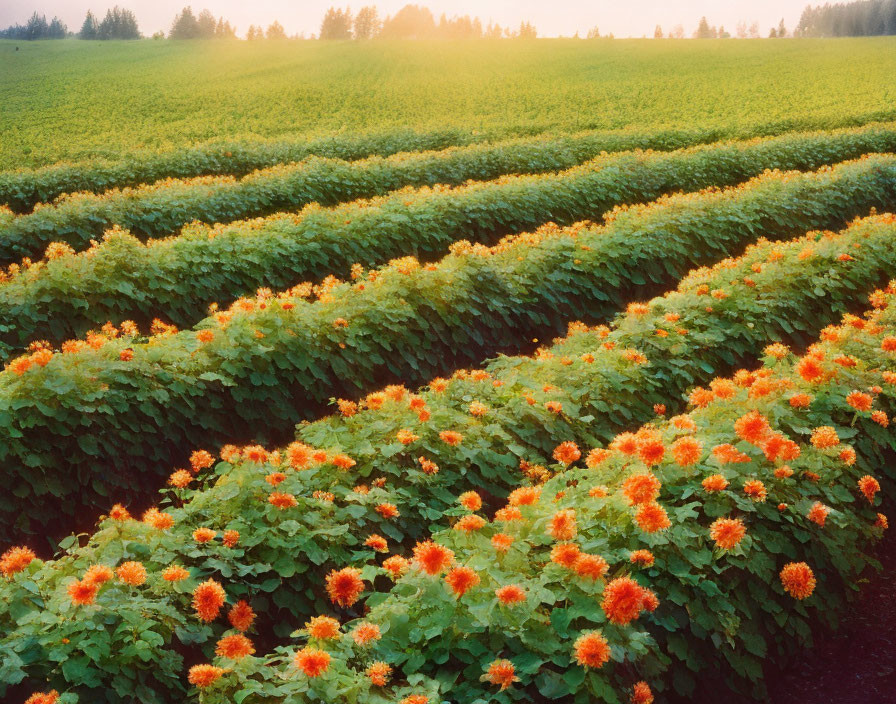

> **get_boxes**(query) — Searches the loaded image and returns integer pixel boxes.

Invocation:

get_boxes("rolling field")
[1,37,896,704]
[1,38,895,168]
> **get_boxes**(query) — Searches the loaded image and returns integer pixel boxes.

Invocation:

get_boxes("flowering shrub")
[1,123,895,270]
[2,125,896,350]
[1,214,894,700]
[0,157,896,534]
[200,286,896,703]
[1,159,896,541]
[0,124,733,213]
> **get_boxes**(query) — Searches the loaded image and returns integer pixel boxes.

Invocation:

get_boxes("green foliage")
[1,156,895,543]
[0,215,893,701]
[1,39,894,171]
[2,124,895,353]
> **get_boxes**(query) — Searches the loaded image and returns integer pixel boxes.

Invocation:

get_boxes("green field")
[1,37,895,168]
[3,34,896,704]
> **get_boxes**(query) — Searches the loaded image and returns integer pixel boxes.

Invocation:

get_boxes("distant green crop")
[1,38,894,170]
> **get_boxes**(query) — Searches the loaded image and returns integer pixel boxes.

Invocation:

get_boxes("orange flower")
[306,615,340,640]
[83,564,113,585]
[193,579,227,622]
[589,485,609,498]
[417,456,439,474]
[399,697,429,704]
[486,659,519,690]
[585,448,611,467]
[872,410,889,427]
[142,507,174,530]
[882,336,896,352]
[332,453,356,470]
[810,426,839,449]
[743,479,767,502]
[602,577,649,625]
[552,441,581,465]
[734,411,771,444]
[774,465,794,478]
[637,439,665,466]
[709,518,747,550]
[455,514,486,532]
[671,436,702,467]
[24,692,59,704]
[846,391,873,412]
[286,442,313,469]
[875,513,888,530]
[712,444,751,464]
[222,530,240,548]
[326,567,365,607]
[352,622,381,646]
[188,664,225,687]
[779,562,816,599]
[573,631,611,668]
[1,546,37,576]
[268,492,297,509]
[367,662,392,687]
[190,449,215,472]
[162,565,190,582]
[68,579,99,606]
[631,681,654,704]
[215,634,254,660]
[168,469,192,488]
[413,541,455,575]
[701,474,728,492]
[117,561,147,586]
[858,475,880,503]
[469,401,489,417]
[789,393,812,408]
[365,534,388,552]
[439,430,463,446]
[491,533,514,552]
[382,555,409,578]
[445,566,480,597]
[622,473,661,505]
[459,491,483,511]
[807,502,829,527]
[376,502,400,519]
[496,584,526,605]
[228,600,255,632]
[629,550,655,566]
[337,399,357,417]
[574,554,609,579]
[839,447,857,465]
[635,502,671,533]
[796,356,825,383]
[548,509,577,540]
[193,527,216,544]
[196,329,214,344]
[295,648,330,677]
[108,503,131,521]
[551,542,582,568]
[508,486,541,506]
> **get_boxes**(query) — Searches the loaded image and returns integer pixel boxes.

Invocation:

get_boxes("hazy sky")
[1,0,813,38]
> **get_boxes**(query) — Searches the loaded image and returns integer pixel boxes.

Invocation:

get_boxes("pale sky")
[1,0,813,38]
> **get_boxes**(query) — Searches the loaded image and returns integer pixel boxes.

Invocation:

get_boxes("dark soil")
[765,523,896,704]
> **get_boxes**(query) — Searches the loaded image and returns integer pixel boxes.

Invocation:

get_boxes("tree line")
[795,0,896,35]
[319,5,536,39]
[4,0,894,42]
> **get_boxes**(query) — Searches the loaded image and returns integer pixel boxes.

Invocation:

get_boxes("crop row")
[208,291,896,704]
[2,126,896,355]
[2,157,896,544]
[6,113,890,213]
[3,124,896,267]
[3,214,894,701]
[0,126,766,262]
